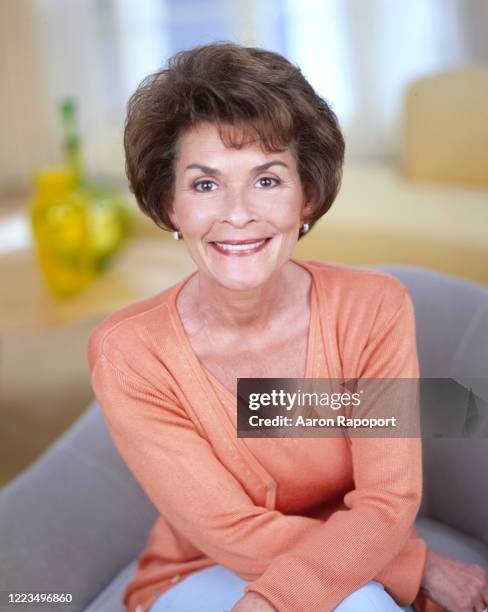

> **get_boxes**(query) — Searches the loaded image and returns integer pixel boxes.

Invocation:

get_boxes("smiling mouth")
[210,237,272,255]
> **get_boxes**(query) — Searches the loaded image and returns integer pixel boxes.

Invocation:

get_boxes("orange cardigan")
[88,259,442,612]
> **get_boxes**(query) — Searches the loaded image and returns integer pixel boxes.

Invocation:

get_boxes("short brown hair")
[124,42,345,237]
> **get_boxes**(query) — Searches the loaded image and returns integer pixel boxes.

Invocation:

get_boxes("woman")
[88,43,488,612]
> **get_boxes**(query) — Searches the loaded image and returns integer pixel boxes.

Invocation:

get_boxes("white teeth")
[214,239,266,251]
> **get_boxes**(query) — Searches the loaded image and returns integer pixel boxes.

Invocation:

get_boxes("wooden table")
[0,204,195,487]
[0,207,195,335]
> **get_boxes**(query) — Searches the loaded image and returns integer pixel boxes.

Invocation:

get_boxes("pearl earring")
[172,230,181,241]
[302,223,310,233]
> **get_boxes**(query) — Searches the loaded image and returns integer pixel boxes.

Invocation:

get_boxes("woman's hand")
[230,591,277,612]
[421,548,488,611]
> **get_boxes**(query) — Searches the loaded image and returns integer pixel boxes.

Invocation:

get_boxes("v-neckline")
[169,258,319,403]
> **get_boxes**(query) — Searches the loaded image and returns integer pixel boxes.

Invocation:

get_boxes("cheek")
[190,207,216,232]
[175,196,215,234]
[268,193,302,230]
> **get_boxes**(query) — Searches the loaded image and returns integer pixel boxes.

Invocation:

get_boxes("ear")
[167,202,178,229]
[301,184,318,224]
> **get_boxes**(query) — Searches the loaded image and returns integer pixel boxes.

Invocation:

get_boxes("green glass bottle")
[59,98,132,272]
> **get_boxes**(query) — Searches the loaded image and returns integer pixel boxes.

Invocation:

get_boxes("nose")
[221,185,258,228]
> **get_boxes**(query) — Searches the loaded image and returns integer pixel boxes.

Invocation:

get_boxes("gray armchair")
[1,266,487,611]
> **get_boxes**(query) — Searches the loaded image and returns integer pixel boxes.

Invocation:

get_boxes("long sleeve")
[88,279,426,611]
[242,289,425,611]
[90,349,331,580]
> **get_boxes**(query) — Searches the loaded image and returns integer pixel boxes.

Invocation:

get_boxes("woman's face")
[169,122,314,291]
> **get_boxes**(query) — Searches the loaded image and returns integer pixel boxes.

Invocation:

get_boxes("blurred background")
[1,0,487,487]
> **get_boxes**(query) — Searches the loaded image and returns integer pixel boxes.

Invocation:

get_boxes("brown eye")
[257,177,280,188]
[194,180,217,192]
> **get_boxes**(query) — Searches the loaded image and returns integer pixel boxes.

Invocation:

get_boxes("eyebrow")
[184,160,289,175]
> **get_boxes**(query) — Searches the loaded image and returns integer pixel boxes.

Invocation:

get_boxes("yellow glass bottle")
[30,167,95,298]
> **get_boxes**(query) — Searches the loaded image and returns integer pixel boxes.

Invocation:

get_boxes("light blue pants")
[149,564,415,611]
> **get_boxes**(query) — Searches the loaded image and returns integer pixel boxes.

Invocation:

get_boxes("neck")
[194,261,298,335]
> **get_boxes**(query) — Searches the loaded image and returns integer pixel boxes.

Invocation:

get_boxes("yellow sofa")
[295,159,488,285]
[294,67,488,285]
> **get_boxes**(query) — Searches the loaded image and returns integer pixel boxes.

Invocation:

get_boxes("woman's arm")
[88,347,326,578]
[236,288,425,611]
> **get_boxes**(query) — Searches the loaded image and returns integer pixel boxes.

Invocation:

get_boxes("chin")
[216,275,270,292]
[211,267,273,292]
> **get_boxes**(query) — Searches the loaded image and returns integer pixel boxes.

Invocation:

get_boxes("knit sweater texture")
[88,259,443,612]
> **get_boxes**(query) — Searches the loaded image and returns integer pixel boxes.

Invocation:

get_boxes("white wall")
[1,0,487,197]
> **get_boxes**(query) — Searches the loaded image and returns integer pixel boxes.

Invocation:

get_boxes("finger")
[482,587,488,609]
[473,591,486,612]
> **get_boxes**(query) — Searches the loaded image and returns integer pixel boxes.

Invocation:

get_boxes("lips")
[210,238,271,245]
[210,237,272,255]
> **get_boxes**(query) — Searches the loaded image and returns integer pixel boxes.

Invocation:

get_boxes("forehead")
[175,122,295,166]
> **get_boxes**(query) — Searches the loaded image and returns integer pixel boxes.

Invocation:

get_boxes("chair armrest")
[375,266,488,546]
[0,400,157,611]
